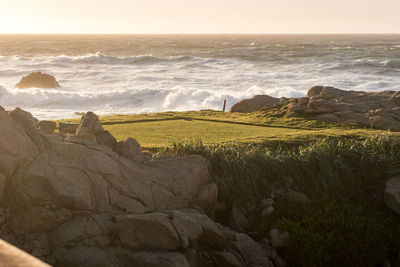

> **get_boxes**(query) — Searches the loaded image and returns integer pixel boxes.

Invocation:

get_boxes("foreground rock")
[0,239,50,267]
[232,86,400,130]
[15,71,60,89]
[0,106,273,266]
[384,177,400,215]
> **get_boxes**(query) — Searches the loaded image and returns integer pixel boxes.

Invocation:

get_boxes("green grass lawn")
[59,110,400,149]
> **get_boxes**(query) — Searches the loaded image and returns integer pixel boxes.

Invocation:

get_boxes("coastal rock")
[114,138,142,161]
[229,204,250,232]
[116,212,180,251]
[231,95,282,113]
[96,130,117,147]
[58,122,78,134]
[232,86,400,130]
[282,191,311,204]
[16,72,60,89]
[384,177,400,215]
[76,111,104,135]
[127,251,190,267]
[0,239,50,267]
[269,229,290,248]
[0,105,275,267]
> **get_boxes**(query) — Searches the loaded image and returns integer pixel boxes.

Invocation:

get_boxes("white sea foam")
[0,35,399,119]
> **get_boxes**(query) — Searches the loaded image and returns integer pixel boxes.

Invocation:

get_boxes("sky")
[0,0,399,34]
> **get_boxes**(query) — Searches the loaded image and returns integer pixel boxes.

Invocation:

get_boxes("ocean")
[0,34,399,119]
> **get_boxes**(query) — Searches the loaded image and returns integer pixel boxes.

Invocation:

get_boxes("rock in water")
[15,72,60,89]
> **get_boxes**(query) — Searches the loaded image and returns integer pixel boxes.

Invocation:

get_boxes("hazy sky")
[0,0,399,34]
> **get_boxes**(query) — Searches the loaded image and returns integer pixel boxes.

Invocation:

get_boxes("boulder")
[52,246,122,267]
[229,204,250,232]
[115,212,180,251]
[58,122,78,134]
[269,229,290,248]
[210,251,242,267]
[127,251,190,267]
[231,232,271,266]
[76,112,104,135]
[0,107,38,178]
[172,209,226,249]
[115,138,142,161]
[8,107,42,145]
[384,177,400,215]
[96,130,117,147]
[282,191,311,204]
[0,239,50,267]
[231,95,281,113]
[16,72,60,89]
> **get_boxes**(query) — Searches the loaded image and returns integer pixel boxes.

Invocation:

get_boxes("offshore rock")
[16,71,60,89]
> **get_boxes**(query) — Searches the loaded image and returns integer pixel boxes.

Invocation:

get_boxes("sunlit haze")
[0,0,399,34]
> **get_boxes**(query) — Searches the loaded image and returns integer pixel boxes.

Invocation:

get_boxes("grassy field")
[60,110,400,149]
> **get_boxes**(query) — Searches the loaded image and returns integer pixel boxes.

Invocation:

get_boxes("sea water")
[0,34,399,119]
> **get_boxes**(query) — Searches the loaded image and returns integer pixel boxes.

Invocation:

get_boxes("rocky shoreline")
[231,86,400,130]
[0,106,281,266]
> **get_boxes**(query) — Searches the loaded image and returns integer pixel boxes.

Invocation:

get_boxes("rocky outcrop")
[0,106,275,266]
[232,86,400,130]
[384,177,400,215]
[231,95,286,113]
[0,239,50,267]
[15,72,60,89]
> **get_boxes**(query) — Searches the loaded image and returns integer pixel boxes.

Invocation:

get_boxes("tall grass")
[162,135,400,205]
[161,135,400,266]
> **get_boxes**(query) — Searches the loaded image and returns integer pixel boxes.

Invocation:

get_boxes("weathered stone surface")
[16,72,60,89]
[59,122,78,134]
[0,172,6,203]
[76,112,104,135]
[115,138,142,161]
[96,130,117,147]
[172,209,226,249]
[13,207,57,233]
[64,133,98,146]
[128,251,190,267]
[116,212,180,251]
[0,106,276,267]
[211,251,242,267]
[232,86,400,130]
[231,95,283,113]
[282,191,311,204]
[0,107,38,178]
[231,233,270,266]
[0,239,50,267]
[229,204,250,232]
[49,216,105,246]
[8,107,42,146]
[269,229,290,248]
[384,177,400,215]
[38,120,56,134]
[52,246,122,267]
